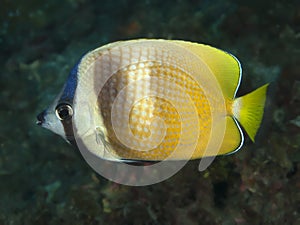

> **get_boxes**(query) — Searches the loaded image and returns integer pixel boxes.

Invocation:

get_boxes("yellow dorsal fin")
[233,84,269,142]
[172,41,241,98]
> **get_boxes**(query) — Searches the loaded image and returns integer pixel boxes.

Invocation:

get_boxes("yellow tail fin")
[233,84,269,142]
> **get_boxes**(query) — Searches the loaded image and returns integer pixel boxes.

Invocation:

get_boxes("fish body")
[37,39,268,162]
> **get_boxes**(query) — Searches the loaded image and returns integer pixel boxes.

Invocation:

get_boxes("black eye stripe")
[55,103,73,121]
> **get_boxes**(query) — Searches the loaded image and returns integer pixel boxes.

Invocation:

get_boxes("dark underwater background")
[1,0,300,224]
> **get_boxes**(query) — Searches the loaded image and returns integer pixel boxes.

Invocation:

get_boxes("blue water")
[0,0,299,224]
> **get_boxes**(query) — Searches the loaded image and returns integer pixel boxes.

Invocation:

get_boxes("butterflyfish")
[37,39,268,162]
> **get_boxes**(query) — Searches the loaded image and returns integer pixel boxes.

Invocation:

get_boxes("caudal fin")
[232,84,269,142]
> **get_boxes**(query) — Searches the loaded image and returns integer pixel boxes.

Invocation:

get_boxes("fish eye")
[55,103,73,121]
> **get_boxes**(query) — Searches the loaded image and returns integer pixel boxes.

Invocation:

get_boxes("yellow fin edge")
[233,84,269,142]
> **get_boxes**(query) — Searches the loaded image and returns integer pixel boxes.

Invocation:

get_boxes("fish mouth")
[36,110,46,126]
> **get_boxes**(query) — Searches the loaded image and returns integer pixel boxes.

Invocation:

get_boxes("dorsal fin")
[172,41,241,98]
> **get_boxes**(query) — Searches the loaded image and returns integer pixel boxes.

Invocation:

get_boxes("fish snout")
[36,110,46,126]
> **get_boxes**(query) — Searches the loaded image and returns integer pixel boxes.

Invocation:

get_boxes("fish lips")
[36,110,46,126]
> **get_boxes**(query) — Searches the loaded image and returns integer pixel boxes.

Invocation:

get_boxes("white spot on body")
[130,65,137,70]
